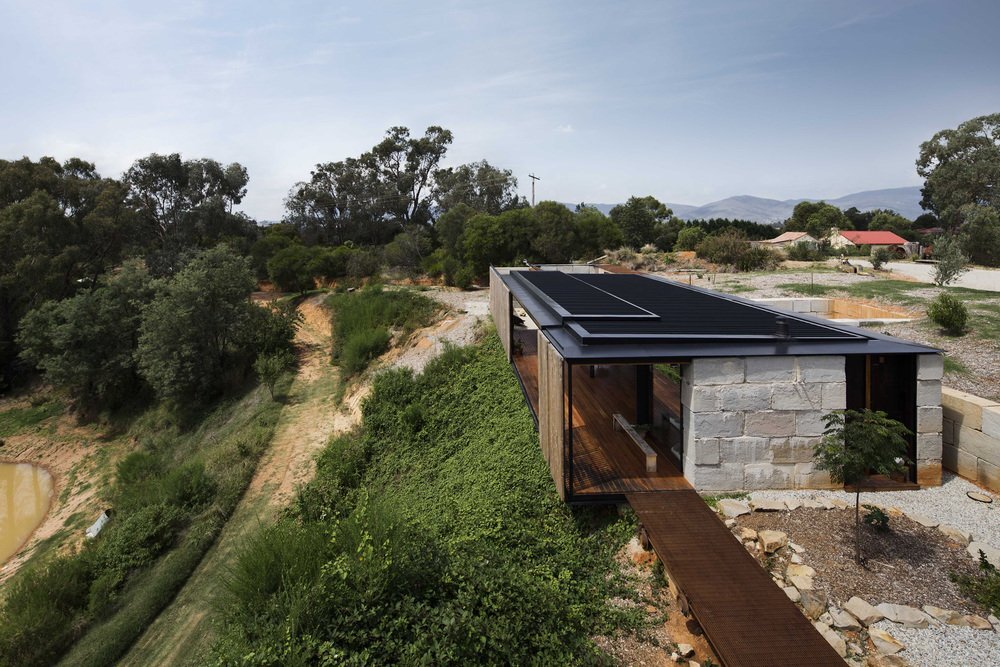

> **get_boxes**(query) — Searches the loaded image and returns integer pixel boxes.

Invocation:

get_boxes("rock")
[967,541,1000,568]
[813,621,847,658]
[625,537,657,567]
[645,604,659,614]
[887,506,905,517]
[907,512,939,528]
[922,605,962,625]
[876,603,934,628]
[724,519,736,528]
[738,527,758,541]
[788,542,805,554]
[717,499,751,518]
[688,663,700,667]
[869,627,905,655]
[783,586,801,603]
[759,530,788,553]
[963,614,993,630]
[784,498,802,510]
[879,657,909,667]
[676,643,695,658]
[800,498,825,509]
[938,524,973,546]
[844,596,884,626]
[790,553,803,564]
[751,499,787,512]
[818,611,833,625]
[788,575,813,590]
[989,614,1000,631]
[799,589,828,620]
[786,563,816,578]
[829,608,862,631]
[829,498,850,510]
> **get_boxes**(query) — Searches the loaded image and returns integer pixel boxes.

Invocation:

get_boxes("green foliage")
[249,224,298,279]
[928,292,968,335]
[684,217,779,241]
[574,205,623,258]
[862,504,890,532]
[383,225,433,275]
[532,201,578,263]
[433,160,524,215]
[214,335,639,664]
[785,243,827,261]
[952,551,1000,617]
[694,229,778,271]
[674,225,706,251]
[870,247,892,271]
[327,285,438,376]
[784,201,850,239]
[267,244,317,292]
[958,204,1000,267]
[17,262,155,410]
[932,234,970,285]
[0,400,62,437]
[609,195,674,248]
[254,349,295,399]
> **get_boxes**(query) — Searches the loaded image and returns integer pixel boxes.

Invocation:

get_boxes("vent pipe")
[775,316,791,340]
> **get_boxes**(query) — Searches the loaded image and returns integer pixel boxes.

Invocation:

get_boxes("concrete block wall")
[916,354,944,486]
[941,385,1000,492]
[681,356,846,491]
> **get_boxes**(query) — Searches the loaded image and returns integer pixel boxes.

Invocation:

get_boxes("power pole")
[528,173,540,207]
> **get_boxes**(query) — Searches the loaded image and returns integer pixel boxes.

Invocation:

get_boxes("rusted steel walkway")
[627,491,844,667]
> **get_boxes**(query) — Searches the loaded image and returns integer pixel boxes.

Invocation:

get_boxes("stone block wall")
[681,353,944,491]
[941,385,1000,492]
[681,356,846,491]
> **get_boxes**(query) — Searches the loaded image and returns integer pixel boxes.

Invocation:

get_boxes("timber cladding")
[537,331,566,499]
[488,268,512,360]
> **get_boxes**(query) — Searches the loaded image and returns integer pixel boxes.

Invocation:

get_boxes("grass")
[701,492,750,511]
[213,334,645,664]
[776,282,835,297]
[969,303,1000,340]
[0,400,63,438]
[943,355,970,375]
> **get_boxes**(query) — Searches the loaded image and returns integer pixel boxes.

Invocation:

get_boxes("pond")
[0,463,54,564]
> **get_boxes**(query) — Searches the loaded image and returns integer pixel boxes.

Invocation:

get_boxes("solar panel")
[512,271,656,319]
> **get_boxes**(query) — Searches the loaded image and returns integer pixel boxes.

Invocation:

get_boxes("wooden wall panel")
[537,331,566,499]
[489,268,512,360]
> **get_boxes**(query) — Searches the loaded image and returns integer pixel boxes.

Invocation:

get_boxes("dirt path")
[121,294,348,666]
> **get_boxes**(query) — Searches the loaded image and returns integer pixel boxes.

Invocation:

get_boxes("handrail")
[612,413,657,472]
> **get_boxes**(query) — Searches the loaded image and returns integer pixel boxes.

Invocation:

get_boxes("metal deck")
[627,491,844,667]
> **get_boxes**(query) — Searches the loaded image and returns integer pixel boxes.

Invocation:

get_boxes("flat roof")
[502,269,939,362]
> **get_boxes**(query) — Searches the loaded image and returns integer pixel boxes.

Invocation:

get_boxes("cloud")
[555,124,574,134]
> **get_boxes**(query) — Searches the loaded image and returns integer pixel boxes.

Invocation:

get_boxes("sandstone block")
[917,379,942,407]
[907,513,939,528]
[816,622,847,658]
[684,384,720,412]
[691,357,745,385]
[694,439,720,465]
[719,436,770,463]
[984,406,1000,440]
[795,411,827,437]
[938,524,972,546]
[797,356,845,383]
[718,384,772,411]
[954,425,1000,463]
[758,529,787,553]
[750,499,786,512]
[843,596,883,625]
[745,356,796,382]
[829,608,862,631]
[693,411,744,438]
[943,443,978,480]
[693,463,744,491]
[821,382,846,410]
[743,463,793,490]
[783,586,800,602]
[917,353,943,380]
[968,541,1000,567]
[869,627,904,655]
[738,527,758,540]
[923,605,961,625]
[916,432,942,460]
[771,383,822,410]
[716,498,751,518]
[917,459,942,487]
[876,603,933,628]
[943,417,955,445]
[799,589,827,619]
[942,386,999,431]
[964,615,993,630]
[745,410,796,437]
[917,406,943,434]
[978,458,1000,492]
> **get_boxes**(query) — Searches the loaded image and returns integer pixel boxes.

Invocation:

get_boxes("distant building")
[759,231,818,248]
[829,230,908,254]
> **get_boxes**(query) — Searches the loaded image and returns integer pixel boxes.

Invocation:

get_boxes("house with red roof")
[829,229,908,254]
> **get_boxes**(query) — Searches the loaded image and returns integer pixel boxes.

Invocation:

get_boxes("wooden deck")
[628,492,845,667]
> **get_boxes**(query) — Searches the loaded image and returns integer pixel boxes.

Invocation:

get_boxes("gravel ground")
[869,620,1000,667]
[751,472,1000,550]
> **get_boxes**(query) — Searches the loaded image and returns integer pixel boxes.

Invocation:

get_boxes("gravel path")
[751,472,1000,549]
[869,620,1000,667]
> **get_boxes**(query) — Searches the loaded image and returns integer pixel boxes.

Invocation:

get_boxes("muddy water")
[0,463,54,564]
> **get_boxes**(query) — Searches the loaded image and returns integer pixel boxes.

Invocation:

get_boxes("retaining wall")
[942,386,1000,492]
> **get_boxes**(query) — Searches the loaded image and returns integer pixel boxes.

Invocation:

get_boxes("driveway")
[854,260,1000,292]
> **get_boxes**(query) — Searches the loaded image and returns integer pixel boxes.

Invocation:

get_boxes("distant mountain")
[569,186,924,225]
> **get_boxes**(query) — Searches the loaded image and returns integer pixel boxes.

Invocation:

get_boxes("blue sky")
[2,0,998,220]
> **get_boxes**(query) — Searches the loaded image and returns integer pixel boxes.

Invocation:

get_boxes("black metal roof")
[503,269,939,362]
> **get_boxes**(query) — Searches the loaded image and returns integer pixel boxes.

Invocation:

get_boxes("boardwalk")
[627,491,844,667]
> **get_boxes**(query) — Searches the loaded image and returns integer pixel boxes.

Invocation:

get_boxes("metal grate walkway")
[627,491,844,666]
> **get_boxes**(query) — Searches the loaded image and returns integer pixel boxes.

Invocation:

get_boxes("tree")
[17,262,155,411]
[434,203,477,259]
[532,201,577,263]
[433,160,524,215]
[870,247,891,271]
[609,196,673,249]
[932,235,969,286]
[250,224,299,279]
[574,205,623,258]
[254,349,295,400]
[674,226,706,251]
[917,113,1000,228]
[383,226,433,275]
[868,209,913,239]
[137,245,258,401]
[784,201,850,240]
[462,208,535,277]
[958,204,1000,267]
[813,409,911,564]
[267,245,317,293]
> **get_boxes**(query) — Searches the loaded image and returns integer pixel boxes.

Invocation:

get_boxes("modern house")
[829,230,908,254]
[490,266,943,504]
[758,231,818,248]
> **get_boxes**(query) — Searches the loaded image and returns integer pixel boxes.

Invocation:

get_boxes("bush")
[786,243,826,261]
[932,234,969,286]
[340,328,392,375]
[862,504,889,531]
[927,292,968,335]
[870,247,892,271]
[695,230,778,271]
[674,226,706,251]
[953,551,1000,616]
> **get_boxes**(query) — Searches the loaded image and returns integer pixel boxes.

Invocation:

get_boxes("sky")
[1,0,999,221]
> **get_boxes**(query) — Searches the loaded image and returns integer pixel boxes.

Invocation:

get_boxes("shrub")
[695,230,778,271]
[340,328,392,375]
[952,551,1000,616]
[254,349,295,399]
[266,244,316,293]
[862,504,889,531]
[870,247,892,271]
[785,243,826,261]
[674,226,706,251]
[932,235,969,286]
[927,292,968,335]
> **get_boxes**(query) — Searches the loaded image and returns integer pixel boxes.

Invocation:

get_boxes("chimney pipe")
[775,316,790,340]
